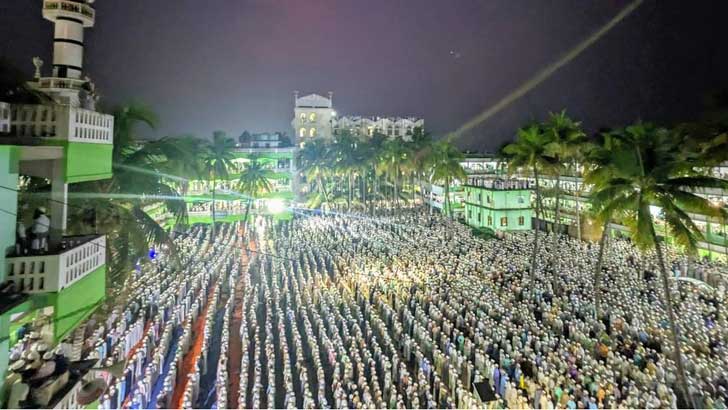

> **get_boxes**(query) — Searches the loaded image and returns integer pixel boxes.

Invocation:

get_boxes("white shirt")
[32,214,50,234]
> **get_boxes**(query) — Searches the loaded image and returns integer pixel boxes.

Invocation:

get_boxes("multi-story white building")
[291,92,423,143]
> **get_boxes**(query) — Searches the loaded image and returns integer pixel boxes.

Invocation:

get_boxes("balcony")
[5,235,105,294]
[7,104,113,145]
[36,77,86,94]
[42,0,95,27]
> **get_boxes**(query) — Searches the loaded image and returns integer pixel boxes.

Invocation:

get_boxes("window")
[299,127,307,138]
[518,216,525,226]
[500,217,508,227]
[309,112,317,122]
[468,210,472,219]
[477,213,481,222]
[309,128,316,137]
[299,113,306,121]
[487,195,491,203]
[518,196,525,204]
[487,216,492,226]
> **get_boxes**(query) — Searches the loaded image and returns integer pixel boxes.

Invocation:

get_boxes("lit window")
[309,128,316,137]
[500,217,508,227]
[300,113,306,121]
[299,127,307,138]
[309,113,317,122]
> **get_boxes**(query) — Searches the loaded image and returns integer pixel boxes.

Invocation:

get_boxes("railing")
[233,147,296,154]
[43,0,95,24]
[0,102,9,133]
[38,77,87,92]
[5,235,105,294]
[7,104,113,144]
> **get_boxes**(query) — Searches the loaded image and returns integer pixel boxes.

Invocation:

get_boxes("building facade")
[291,92,423,143]
[464,177,533,232]
[0,1,112,406]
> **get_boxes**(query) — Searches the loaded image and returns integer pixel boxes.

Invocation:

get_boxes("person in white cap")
[31,206,50,253]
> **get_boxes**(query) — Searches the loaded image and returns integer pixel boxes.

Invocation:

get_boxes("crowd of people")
[188,200,246,216]
[5,205,727,409]
[222,207,726,409]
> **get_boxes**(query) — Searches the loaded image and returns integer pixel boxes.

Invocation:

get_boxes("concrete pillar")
[50,158,67,246]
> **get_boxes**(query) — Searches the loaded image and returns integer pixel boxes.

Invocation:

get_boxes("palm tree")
[591,123,727,408]
[503,124,556,293]
[238,156,274,233]
[584,129,630,319]
[429,141,466,219]
[543,111,586,272]
[202,131,237,241]
[67,104,196,286]
[331,133,360,210]
[378,138,410,206]
[297,138,332,209]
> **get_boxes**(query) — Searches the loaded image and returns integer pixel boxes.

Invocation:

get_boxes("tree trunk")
[429,175,434,215]
[530,167,542,296]
[444,177,452,220]
[594,219,609,318]
[347,171,353,210]
[242,197,253,238]
[211,175,216,242]
[317,175,329,205]
[651,224,695,409]
[550,173,562,291]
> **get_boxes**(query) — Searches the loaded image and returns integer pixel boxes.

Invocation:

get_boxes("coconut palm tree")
[378,138,410,206]
[583,129,631,319]
[66,104,197,286]
[331,133,360,210]
[429,141,466,219]
[543,111,586,271]
[591,122,727,408]
[503,124,557,293]
[238,156,274,233]
[297,138,332,208]
[201,131,237,241]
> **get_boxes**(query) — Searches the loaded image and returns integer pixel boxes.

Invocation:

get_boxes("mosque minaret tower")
[35,0,97,107]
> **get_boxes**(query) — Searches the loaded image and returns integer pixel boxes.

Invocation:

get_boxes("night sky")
[1,0,726,150]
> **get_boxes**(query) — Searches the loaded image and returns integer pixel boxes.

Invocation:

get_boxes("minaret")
[37,0,97,106]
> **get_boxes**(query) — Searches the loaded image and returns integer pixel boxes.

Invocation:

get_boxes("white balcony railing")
[9,104,113,145]
[5,235,106,294]
[0,102,10,134]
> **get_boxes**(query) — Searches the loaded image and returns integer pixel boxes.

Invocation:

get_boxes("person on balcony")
[16,217,28,255]
[31,207,50,254]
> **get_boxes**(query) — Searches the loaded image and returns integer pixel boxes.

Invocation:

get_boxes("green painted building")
[464,178,533,232]
[1,2,114,405]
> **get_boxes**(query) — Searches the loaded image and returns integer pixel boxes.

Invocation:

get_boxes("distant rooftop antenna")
[328,91,333,108]
[293,90,299,105]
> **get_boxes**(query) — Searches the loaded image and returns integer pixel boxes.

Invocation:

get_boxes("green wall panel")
[52,265,106,342]
[0,146,19,284]
[64,142,113,183]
